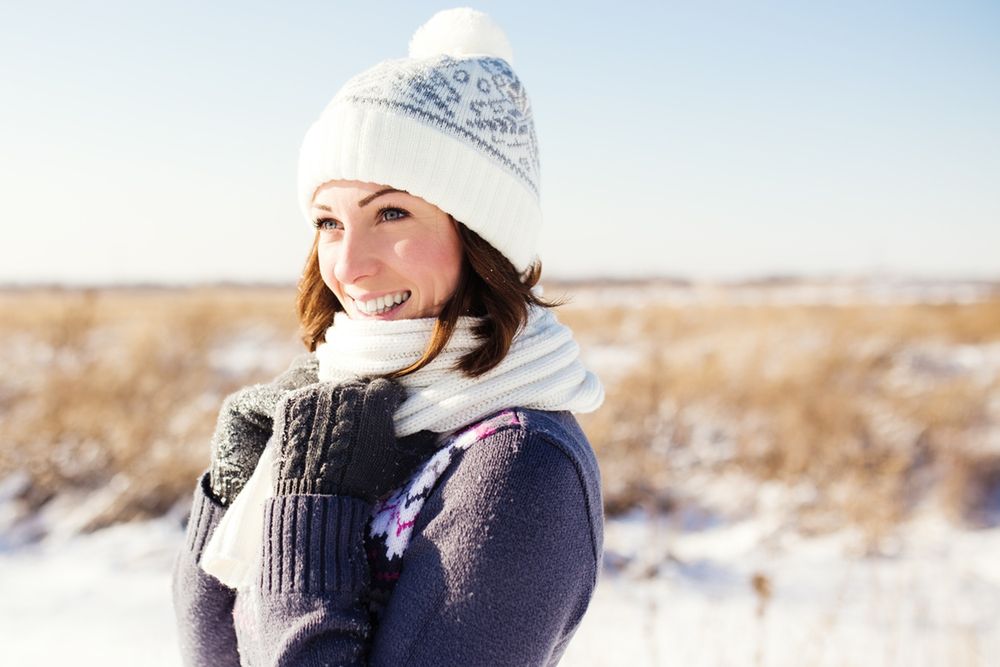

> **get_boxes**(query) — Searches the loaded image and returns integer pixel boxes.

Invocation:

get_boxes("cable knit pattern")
[271,380,437,502]
[276,391,315,482]
[322,384,359,486]
[272,383,361,494]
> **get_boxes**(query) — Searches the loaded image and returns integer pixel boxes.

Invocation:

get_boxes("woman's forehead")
[311,180,443,212]
[313,180,394,199]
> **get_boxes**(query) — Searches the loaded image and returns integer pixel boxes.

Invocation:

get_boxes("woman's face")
[311,180,464,320]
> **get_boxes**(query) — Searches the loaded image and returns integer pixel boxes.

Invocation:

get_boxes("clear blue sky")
[2,0,998,284]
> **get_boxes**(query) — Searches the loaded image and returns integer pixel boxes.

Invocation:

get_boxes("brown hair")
[295,219,557,378]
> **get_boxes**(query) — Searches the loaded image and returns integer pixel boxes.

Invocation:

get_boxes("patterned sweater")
[171,408,604,666]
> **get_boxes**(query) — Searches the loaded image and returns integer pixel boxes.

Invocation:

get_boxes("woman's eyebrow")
[358,188,404,208]
[311,188,407,212]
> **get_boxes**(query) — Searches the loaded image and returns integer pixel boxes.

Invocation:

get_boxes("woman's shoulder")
[510,408,599,468]
[460,407,599,475]
[435,408,605,555]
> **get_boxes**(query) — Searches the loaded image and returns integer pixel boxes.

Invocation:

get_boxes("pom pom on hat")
[408,7,514,63]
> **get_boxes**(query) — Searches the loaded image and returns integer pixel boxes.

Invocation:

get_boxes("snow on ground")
[1,483,997,667]
[564,507,1000,666]
[0,512,182,666]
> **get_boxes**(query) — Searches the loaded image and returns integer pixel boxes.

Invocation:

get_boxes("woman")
[171,8,604,666]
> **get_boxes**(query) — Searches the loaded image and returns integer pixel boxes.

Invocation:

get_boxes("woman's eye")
[313,218,342,231]
[380,207,409,222]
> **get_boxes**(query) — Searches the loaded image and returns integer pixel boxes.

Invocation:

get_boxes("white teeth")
[355,291,410,315]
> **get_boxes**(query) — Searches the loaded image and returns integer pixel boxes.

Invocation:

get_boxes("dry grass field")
[557,286,1000,545]
[2,282,999,547]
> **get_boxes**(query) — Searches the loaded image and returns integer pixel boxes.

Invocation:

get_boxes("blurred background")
[1,1,998,665]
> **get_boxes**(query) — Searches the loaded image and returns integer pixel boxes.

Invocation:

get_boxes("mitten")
[271,378,439,502]
[209,353,319,504]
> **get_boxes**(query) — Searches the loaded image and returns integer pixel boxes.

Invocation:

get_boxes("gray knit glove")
[209,353,319,505]
[271,378,439,502]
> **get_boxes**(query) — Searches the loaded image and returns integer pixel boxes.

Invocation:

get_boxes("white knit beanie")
[297,8,541,273]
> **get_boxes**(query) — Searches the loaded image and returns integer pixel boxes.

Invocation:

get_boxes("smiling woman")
[170,7,605,667]
[311,182,464,321]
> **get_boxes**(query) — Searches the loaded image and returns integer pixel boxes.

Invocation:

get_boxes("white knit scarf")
[201,304,603,588]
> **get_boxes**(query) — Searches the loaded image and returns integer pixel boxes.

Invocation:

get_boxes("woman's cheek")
[395,234,461,269]
[317,247,341,293]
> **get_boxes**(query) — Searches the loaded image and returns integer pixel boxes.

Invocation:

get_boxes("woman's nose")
[332,228,380,285]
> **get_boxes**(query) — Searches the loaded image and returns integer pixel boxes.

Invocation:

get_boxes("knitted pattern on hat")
[297,8,542,272]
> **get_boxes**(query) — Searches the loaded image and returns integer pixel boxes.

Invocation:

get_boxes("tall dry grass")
[0,287,301,531]
[563,298,1000,546]
[1,284,998,542]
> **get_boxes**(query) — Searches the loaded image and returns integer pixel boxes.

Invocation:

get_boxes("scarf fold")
[201,304,603,589]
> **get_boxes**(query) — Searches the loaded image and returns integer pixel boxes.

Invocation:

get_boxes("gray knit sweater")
[171,408,604,666]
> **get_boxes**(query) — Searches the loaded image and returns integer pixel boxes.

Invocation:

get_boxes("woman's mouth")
[352,290,411,318]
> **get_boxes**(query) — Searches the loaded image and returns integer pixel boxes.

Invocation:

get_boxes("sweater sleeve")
[243,423,601,667]
[247,493,375,666]
[170,471,243,667]
[369,426,601,666]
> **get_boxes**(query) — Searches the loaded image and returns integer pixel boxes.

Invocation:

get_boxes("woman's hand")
[209,353,319,505]
[271,378,438,502]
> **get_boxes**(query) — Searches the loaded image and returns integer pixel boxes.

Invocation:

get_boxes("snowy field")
[1,478,997,666]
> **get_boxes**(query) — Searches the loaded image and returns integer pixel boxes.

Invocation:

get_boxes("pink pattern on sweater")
[368,409,521,561]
